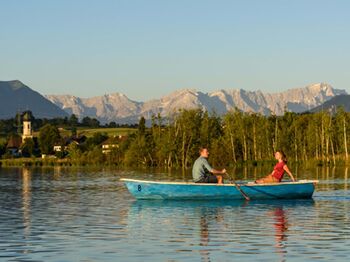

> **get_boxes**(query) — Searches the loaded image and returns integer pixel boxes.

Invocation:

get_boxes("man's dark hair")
[199,147,208,154]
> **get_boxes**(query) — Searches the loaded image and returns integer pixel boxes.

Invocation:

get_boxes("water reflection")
[127,200,314,261]
[345,167,348,191]
[271,207,288,260]
[199,215,210,262]
[22,168,31,243]
[53,166,62,179]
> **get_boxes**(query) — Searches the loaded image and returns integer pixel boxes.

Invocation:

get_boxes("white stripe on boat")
[120,178,319,187]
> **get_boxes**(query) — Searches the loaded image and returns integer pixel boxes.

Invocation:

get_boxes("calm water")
[0,166,349,262]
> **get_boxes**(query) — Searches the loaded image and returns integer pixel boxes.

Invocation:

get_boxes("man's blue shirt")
[192,156,213,182]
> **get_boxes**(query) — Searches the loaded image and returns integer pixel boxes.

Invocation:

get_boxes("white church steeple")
[22,111,33,142]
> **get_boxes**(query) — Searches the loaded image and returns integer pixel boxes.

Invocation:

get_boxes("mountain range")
[0,80,348,123]
[46,83,347,123]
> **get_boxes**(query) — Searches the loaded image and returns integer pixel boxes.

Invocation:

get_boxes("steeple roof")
[22,111,33,121]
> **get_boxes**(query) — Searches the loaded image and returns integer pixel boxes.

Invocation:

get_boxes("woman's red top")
[272,161,286,182]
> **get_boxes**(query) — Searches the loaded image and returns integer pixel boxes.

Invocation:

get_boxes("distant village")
[1,111,130,161]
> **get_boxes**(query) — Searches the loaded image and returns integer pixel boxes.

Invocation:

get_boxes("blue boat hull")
[121,179,317,200]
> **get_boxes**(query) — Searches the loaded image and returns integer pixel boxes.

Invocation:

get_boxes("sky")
[1,0,350,101]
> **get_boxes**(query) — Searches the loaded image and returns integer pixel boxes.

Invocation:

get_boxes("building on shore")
[53,135,87,153]
[6,134,22,157]
[5,111,35,156]
[22,111,33,142]
[102,135,127,154]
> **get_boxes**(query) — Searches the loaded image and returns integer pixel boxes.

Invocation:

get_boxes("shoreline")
[1,157,349,168]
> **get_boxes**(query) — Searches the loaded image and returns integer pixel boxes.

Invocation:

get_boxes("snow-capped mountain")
[46,93,141,123]
[46,83,347,124]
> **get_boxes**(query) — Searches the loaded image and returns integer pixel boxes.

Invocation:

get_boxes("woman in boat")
[255,150,295,184]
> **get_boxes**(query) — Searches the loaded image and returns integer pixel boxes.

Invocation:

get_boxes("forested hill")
[310,94,350,113]
[0,80,68,119]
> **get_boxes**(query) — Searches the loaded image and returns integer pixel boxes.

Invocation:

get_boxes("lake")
[0,166,349,261]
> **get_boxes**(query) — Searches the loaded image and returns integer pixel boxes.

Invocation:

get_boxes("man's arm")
[211,168,227,174]
[202,159,226,175]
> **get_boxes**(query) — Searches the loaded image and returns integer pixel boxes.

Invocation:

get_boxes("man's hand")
[222,168,227,174]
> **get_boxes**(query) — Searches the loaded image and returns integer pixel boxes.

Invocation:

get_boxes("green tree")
[71,127,77,137]
[85,146,105,165]
[174,109,202,168]
[334,107,349,161]
[124,116,157,166]
[84,132,108,150]
[82,117,100,127]
[138,116,146,136]
[21,138,35,157]
[38,124,61,154]
[124,135,150,166]
[66,142,82,163]
[200,112,222,148]
[108,121,117,128]
[0,140,7,158]
[69,114,79,127]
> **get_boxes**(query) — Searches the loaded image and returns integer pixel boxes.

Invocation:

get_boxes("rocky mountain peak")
[44,82,348,124]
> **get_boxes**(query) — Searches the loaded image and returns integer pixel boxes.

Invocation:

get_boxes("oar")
[225,172,250,201]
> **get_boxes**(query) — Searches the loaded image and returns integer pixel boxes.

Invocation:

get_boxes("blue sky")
[1,0,350,100]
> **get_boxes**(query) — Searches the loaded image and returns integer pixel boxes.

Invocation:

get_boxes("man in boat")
[192,147,226,184]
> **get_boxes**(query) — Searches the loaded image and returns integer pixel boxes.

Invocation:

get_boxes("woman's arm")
[283,165,295,181]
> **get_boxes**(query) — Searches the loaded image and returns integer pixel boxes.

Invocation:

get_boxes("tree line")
[121,108,350,168]
[1,108,350,167]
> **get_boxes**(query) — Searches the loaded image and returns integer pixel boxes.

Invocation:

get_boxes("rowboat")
[121,178,318,200]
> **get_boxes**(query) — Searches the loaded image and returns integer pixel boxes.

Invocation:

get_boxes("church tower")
[22,111,33,142]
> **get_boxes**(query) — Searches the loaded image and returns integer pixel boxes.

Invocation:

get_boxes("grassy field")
[32,127,137,138]
[75,127,136,137]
